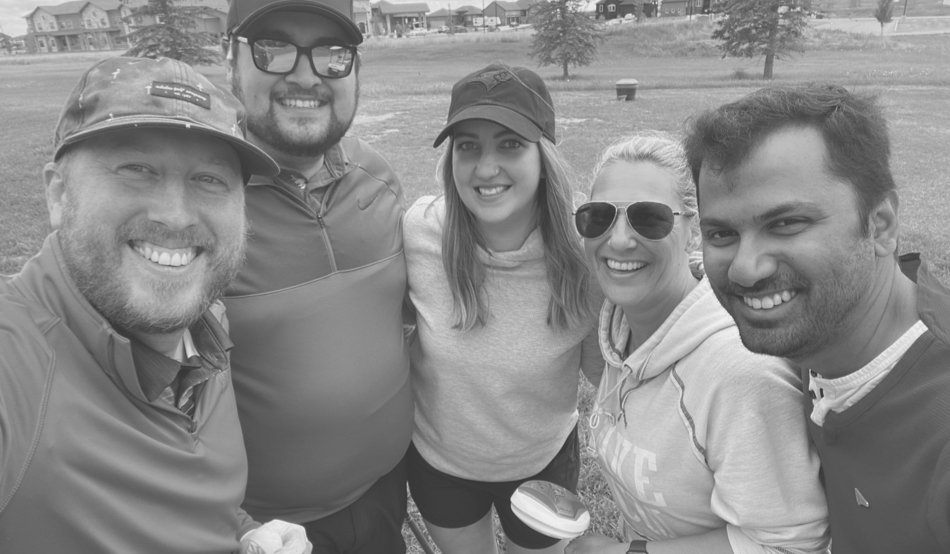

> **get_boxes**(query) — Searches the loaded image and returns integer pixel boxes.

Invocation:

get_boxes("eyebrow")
[700,201,822,228]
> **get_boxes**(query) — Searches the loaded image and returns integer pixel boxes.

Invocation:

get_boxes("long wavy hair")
[438,136,591,332]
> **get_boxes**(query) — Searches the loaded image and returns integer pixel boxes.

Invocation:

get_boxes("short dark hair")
[684,84,895,228]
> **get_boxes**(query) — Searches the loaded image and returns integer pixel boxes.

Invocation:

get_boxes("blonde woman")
[566,133,830,554]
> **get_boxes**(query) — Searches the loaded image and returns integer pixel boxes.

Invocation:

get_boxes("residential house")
[427,5,481,29]
[659,0,708,17]
[372,1,430,35]
[25,0,133,53]
[594,0,640,20]
[353,0,372,36]
[482,0,537,27]
[24,0,229,54]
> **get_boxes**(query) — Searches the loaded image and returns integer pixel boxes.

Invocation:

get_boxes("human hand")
[565,533,629,554]
[240,520,312,554]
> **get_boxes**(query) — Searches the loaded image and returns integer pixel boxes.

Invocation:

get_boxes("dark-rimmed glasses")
[235,36,357,78]
[574,201,694,240]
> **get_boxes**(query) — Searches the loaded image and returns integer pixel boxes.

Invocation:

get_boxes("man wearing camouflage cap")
[0,56,309,553]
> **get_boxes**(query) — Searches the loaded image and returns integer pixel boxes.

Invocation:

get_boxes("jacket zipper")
[262,181,338,273]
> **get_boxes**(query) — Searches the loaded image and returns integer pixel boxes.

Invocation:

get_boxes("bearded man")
[686,84,950,554]
[221,0,413,552]
[0,56,312,554]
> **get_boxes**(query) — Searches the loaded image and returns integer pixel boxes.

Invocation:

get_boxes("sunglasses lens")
[575,203,617,239]
[251,40,355,77]
[252,39,296,73]
[627,202,675,240]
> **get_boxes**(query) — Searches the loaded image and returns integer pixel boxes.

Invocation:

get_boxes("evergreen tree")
[711,0,810,79]
[124,0,221,65]
[529,0,604,79]
[874,0,894,36]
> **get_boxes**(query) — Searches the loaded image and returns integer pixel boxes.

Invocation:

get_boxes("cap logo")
[470,69,512,92]
[149,81,211,110]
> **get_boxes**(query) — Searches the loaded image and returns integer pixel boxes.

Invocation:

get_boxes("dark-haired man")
[686,84,950,553]
[221,0,413,551]
[0,56,310,553]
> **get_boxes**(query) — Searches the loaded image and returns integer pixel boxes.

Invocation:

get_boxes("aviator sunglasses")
[235,36,357,78]
[574,201,694,240]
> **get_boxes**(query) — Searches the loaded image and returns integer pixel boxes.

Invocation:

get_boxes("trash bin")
[615,79,639,101]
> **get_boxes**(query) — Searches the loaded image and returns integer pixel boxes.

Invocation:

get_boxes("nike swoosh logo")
[358,191,381,210]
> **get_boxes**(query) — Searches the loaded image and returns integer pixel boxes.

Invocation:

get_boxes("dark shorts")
[303,450,409,554]
[407,426,580,550]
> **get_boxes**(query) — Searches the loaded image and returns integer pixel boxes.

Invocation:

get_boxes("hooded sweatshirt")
[590,278,830,554]
[406,196,602,481]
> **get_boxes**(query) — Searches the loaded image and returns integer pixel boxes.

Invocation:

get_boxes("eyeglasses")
[574,201,694,240]
[235,36,357,78]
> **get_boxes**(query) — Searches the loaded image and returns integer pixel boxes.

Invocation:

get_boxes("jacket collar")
[246,140,355,192]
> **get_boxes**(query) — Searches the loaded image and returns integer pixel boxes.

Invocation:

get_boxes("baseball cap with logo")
[227,0,363,46]
[54,56,278,182]
[433,64,556,148]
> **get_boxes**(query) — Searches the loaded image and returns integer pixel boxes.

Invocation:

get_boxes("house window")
[608,4,616,11]
[598,5,603,11]
[63,20,73,29]
[99,17,107,26]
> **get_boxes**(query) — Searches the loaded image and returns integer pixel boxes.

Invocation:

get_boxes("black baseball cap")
[227,0,363,45]
[433,64,556,148]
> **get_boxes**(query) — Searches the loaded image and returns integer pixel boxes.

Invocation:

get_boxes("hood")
[476,226,544,269]
[599,277,736,387]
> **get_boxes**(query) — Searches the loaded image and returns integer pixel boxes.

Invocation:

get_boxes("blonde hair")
[438,136,591,331]
[590,132,700,249]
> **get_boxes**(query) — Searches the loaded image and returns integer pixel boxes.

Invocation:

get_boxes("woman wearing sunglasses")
[403,64,602,554]
[566,134,829,554]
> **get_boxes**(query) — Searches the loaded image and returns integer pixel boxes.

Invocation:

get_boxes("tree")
[711,0,811,79]
[874,0,894,36]
[124,0,221,65]
[529,0,604,79]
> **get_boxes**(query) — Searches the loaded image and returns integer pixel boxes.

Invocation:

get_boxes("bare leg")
[422,511,498,554]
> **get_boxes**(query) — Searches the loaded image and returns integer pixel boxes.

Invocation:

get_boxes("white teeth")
[742,290,797,310]
[605,259,646,272]
[477,186,508,197]
[280,98,320,108]
[132,241,196,268]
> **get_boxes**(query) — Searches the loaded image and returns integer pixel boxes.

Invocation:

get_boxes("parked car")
[450,25,468,33]
[437,25,449,33]
[408,27,428,37]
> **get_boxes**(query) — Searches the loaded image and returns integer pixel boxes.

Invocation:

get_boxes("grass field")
[1,19,948,552]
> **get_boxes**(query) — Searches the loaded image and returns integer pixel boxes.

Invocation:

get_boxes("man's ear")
[869,189,900,258]
[44,161,67,230]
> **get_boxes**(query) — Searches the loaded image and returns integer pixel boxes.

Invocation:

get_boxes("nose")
[473,151,499,182]
[284,50,324,89]
[148,177,200,231]
[727,236,778,288]
[606,210,638,250]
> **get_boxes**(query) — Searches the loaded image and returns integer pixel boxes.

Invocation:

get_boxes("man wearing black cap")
[221,0,413,552]
[0,56,311,553]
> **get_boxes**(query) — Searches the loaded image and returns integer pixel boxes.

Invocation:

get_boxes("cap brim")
[56,116,279,181]
[432,105,542,148]
[231,0,363,45]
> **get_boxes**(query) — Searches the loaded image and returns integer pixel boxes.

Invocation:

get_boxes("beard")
[711,243,876,361]
[58,189,247,336]
[232,64,359,158]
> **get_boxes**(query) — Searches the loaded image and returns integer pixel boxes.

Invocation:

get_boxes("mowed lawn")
[1,21,948,552]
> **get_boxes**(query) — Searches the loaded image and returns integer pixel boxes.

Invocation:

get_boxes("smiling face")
[698,126,878,361]
[451,119,542,244]
[584,160,696,316]
[48,128,247,336]
[229,10,358,160]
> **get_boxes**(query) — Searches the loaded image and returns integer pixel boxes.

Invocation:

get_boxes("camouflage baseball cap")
[54,56,278,181]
